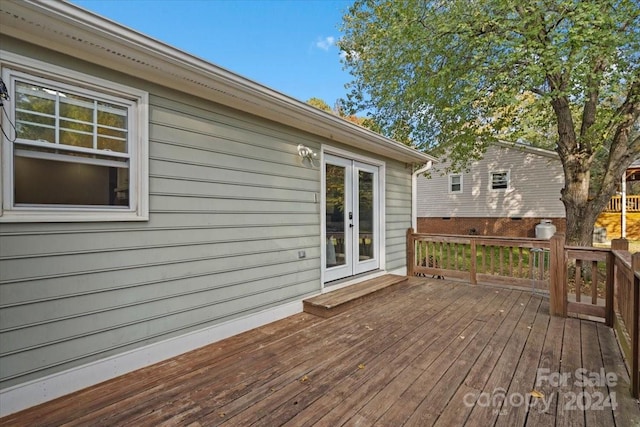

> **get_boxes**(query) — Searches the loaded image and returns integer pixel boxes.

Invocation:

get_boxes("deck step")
[303,274,408,318]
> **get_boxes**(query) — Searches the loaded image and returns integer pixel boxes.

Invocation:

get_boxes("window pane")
[59,129,93,149]
[60,94,94,123]
[16,82,56,115]
[15,81,56,143]
[326,164,346,268]
[97,135,127,153]
[14,154,129,206]
[97,102,128,152]
[98,102,127,128]
[60,119,92,134]
[14,79,130,154]
[359,170,374,260]
[492,172,508,189]
[15,115,55,143]
[450,175,461,192]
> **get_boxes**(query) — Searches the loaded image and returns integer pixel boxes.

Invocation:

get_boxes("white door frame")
[321,146,386,287]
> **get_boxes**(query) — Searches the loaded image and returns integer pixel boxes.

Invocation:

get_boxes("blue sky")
[72,0,354,106]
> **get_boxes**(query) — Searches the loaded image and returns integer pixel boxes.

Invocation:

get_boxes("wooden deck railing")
[406,229,639,398]
[609,241,640,399]
[605,194,640,212]
[406,230,551,290]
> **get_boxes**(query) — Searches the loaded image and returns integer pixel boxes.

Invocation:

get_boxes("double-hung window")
[449,174,463,193]
[1,53,148,221]
[490,171,510,191]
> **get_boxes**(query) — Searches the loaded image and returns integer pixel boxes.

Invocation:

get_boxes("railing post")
[611,238,629,315]
[631,253,639,398]
[549,233,566,317]
[605,251,614,327]
[407,228,415,277]
[611,238,629,251]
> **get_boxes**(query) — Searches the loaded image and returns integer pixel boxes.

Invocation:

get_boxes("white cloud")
[316,36,336,51]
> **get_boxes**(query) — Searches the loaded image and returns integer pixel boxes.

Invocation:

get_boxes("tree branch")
[579,58,606,149]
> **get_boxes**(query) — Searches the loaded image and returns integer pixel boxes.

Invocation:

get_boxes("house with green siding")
[0,0,434,415]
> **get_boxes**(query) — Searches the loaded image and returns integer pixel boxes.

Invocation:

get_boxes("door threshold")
[322,270,386,293]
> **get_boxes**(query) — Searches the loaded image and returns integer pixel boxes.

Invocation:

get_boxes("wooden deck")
[303,274,408,318]
[2,277,639,426]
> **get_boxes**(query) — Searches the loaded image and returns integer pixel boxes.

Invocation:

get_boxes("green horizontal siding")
[0,87,324,388]
[0,40,416,391]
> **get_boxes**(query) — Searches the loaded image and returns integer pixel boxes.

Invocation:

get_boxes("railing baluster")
[575,259,582,303]
[591,260,598,305]
[470,239,477,284]
[538,250,544,283]
[518,247,523,278]
[508,247,513,277]
[490,246,495,275]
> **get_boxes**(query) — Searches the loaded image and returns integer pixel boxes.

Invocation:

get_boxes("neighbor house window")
[449,174,462,193]
[1,53,148,222]
[490,171,509,190]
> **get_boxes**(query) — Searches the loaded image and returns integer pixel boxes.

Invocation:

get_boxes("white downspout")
[412,161,433,230]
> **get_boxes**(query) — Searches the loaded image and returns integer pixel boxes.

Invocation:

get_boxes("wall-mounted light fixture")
[297,144,317,167]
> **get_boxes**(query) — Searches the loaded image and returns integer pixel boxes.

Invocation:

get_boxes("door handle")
[349,223,354,228]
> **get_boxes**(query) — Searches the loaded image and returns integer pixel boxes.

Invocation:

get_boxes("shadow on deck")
[1,277,639,426]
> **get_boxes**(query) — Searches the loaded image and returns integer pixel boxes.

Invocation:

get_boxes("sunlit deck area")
[1,277,639,426]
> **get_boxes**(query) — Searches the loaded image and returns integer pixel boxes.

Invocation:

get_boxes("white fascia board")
[0,0,435,164]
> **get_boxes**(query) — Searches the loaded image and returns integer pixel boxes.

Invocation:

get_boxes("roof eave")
[493,140,559,159]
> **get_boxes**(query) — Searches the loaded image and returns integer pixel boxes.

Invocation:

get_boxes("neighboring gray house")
[416,141,566,237]
[0,0,434,415]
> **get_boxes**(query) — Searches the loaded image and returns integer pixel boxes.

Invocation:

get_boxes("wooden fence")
[406,229,639,398]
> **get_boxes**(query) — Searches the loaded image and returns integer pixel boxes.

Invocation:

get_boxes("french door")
[324,154,380,283]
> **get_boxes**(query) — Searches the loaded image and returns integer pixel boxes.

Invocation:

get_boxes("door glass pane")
[359,170,374,260]
[326,164,346,268]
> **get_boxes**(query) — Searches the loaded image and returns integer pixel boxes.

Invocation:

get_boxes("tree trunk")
[563,198,601,247]
[560,160,603,247]
[551,95,598,247]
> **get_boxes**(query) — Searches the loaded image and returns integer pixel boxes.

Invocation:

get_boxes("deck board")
[556,318,586,426]
[1,277,639,427]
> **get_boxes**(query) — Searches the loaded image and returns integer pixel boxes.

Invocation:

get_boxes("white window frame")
[448,173,463,194]
[490,170,510,191]
[0,52,149,222]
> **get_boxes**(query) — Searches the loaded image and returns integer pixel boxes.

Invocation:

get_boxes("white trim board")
[0,300,303,417]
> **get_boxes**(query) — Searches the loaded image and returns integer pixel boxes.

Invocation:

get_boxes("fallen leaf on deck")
[358,364,366,369]
[218,412,225,418]
[459,336,465,339]
[300,375,309,383]
[530,390,544,399]
[364,325,373,331]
